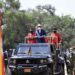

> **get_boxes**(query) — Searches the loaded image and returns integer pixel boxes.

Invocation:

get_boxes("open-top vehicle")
[8,36,67,75]
[9,43,54,75]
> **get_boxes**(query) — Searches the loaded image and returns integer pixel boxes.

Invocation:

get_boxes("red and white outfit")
[50,33,62,48]
[27,33,36,43]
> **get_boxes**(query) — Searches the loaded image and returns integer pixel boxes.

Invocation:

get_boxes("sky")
[19,0,75,17]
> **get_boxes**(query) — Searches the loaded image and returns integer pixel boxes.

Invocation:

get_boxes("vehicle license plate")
[24,68,31,72]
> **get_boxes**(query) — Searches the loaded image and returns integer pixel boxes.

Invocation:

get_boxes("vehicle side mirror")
[12,49,16,55]
[9,49,15,57]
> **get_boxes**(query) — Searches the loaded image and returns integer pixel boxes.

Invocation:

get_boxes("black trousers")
[50,44,56,53]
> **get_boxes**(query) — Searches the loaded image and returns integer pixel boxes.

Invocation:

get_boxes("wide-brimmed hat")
[37,24,42,27]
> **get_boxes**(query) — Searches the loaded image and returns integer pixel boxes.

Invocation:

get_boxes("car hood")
[11,54,51,59]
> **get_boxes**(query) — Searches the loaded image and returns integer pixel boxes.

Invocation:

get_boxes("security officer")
[50,28,62,52]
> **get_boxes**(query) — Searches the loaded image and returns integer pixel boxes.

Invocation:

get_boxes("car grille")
[16,59,41,64]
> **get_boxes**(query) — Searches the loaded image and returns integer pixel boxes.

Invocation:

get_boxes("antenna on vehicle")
[28,47,32,56]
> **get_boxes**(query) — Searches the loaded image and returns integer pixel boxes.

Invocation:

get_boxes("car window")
[16,44,50,55]
[31,46,49,54]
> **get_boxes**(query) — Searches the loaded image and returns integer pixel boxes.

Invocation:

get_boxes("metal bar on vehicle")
[25,36,54,42]
[24,36,51,43]
[24,36,61,49]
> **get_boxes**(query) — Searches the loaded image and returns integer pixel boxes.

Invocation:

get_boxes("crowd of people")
[26,24,62,50]
[26,24,46,43]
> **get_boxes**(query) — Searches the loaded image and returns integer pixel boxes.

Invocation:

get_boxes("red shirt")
[27,33,36,43]
[50,33,62,45]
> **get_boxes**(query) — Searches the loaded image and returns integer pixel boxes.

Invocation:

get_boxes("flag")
[0,15,5,75]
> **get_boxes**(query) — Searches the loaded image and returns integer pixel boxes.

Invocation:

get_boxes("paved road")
[6,66,73,75]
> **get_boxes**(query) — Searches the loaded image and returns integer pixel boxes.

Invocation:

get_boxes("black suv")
[8,43,53,75]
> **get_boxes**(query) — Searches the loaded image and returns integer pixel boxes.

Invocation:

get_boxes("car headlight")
[40,59,47,63]
[9,59,16,65]
[40,59,44,63]
[48,58,53,63]
[13,59,16,64]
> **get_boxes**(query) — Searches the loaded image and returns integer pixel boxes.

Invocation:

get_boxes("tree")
[3,0,33,48]
[2,2,75,49]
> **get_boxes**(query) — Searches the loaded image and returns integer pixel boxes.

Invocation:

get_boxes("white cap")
[37,24,42,27]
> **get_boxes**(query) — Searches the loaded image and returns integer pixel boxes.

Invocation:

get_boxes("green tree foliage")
[2,0,33,48]
[3,13,32,47]
[1,0,75,49]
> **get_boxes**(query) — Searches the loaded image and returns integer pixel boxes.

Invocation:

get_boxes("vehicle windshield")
[17,44,50,55]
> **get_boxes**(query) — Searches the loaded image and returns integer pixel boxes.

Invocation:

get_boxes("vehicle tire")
[53,63,64,75]
[60,66,64,75]
[10,71,18,75]
[5,66,10,75]
[42,68,53,75]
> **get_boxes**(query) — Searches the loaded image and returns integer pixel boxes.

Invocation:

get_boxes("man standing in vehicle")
[35,24,46,43]
[50,27,62,52]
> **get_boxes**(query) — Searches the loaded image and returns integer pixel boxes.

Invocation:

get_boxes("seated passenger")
[35,24,46,43]
[27,29,36,43]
